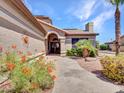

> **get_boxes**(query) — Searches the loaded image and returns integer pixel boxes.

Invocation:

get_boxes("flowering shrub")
[0,46,55,92]
[100,55,124,84]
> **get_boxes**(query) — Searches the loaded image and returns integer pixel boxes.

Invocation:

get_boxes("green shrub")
[66,47,97,57]
[76,48,82,56]
[100,44,109,50]
[75,40,93,48]
[100,55,124,83]
[66,40,98,57]
[89,47,98,57]
[66,48,82,57]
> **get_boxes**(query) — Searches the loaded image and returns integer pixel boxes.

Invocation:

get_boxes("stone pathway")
[49,56,124,93]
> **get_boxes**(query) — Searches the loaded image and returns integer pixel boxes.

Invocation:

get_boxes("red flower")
[11,44,17,49]
[47,66,53,73]
[27,51,32,56]
[52,75,56,80]
[6,63,15,71]
[21,55,26,62]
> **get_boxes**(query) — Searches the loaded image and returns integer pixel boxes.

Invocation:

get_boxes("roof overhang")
[66,33,99,36]
[37,19,68,35]
[9,0,47,35]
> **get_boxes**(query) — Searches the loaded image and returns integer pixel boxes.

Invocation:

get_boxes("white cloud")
[67,0,115,33]
[73,0,96,21]
[67,0,113,21]
[92,10,114,32]
[67,0,100,21]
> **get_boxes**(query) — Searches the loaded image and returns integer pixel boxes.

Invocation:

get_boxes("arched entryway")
[48,33,60,54]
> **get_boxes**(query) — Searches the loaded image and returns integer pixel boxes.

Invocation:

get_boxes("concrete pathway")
[49,56,123,93]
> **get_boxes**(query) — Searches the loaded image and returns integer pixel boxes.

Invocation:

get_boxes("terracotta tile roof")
[64,29,99,36]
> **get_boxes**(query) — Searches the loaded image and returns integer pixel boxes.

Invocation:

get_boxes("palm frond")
[106,0,116,5]
[121,0,124,4]
[106,0,124,6]
[111,0,116,4]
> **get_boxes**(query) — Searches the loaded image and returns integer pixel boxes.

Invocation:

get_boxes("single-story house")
[106,35,124,52]
[0,0,99,56]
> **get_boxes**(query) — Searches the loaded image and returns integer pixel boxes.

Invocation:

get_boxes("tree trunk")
[115,8,121,56]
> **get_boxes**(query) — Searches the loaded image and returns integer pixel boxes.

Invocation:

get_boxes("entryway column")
[60,38,66,56]
[45,39,48,55]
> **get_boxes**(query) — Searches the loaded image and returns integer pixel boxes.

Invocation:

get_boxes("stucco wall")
[0,27,45,54]
[65,38,72,50]
[108,37,124,52]
[0,1,44,37]
[0,0,45,54]
[110,44,124,52]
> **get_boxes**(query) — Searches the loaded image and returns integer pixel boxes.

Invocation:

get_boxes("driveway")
[48,56,123,93]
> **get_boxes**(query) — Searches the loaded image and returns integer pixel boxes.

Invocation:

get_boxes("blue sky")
[24,0,124,43]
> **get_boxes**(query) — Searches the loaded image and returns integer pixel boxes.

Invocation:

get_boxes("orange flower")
[27,51,32,56]
[11,44,17,49]
[47,66,53,73]
[21,55,26,63]
[52,75,56,80]
[22,67,31,76]
[31,82,39,89]
[6,63,15,71]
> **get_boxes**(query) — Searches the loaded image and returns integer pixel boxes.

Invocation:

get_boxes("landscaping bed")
[0,48,56,93]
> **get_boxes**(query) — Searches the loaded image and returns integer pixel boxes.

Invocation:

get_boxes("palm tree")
[108,0,124,55]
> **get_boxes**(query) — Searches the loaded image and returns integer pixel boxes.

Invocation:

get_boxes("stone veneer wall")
[0,0,45,54]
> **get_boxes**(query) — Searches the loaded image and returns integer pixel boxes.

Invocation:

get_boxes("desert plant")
[0,51,55,93]
[100,55,124,83]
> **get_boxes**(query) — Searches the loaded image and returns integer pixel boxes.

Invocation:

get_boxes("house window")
[72,38,88,48]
